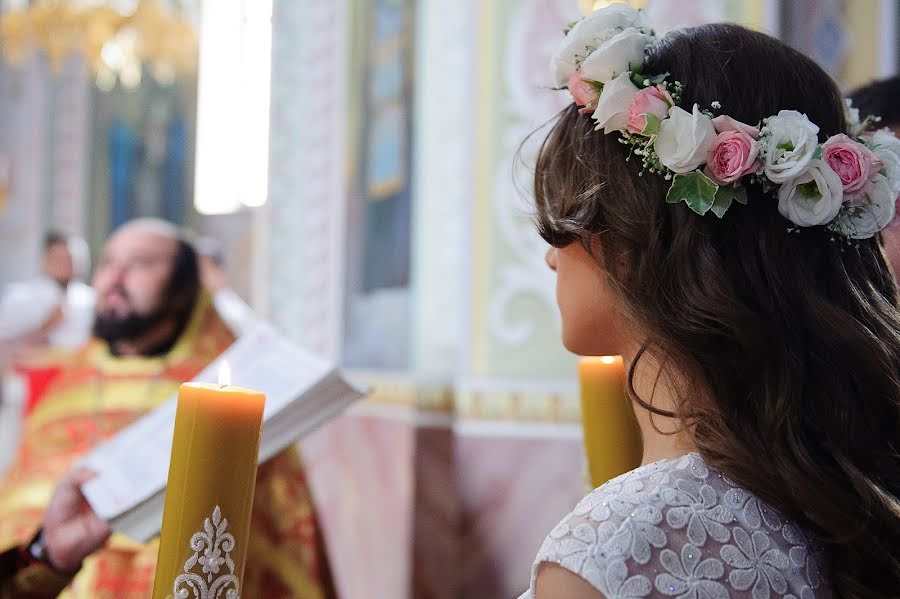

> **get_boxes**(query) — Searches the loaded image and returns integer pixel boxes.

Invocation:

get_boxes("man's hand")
[42,468,111,572]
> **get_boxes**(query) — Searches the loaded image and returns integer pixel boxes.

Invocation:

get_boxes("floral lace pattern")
[519,454,831,598]
[170,506,240,599]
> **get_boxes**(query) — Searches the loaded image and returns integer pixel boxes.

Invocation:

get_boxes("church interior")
[0,1,898,598]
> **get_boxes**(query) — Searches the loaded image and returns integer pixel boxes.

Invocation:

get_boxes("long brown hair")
[533,24,900,597]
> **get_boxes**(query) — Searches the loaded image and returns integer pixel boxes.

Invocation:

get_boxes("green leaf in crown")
[710,185,748,218]
[629,70,669,88]
[641,113,662,136]
[665,171,719,216]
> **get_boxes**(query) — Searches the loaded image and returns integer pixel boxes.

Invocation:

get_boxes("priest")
[0,219,335,598]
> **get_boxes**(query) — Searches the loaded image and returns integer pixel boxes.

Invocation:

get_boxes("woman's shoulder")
[522,453,830,599]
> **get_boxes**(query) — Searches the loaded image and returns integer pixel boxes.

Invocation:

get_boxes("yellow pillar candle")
[152,365,265,599]
[579,356,643,488]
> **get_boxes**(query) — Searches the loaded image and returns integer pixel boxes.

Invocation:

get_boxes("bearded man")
[0,219,335,598]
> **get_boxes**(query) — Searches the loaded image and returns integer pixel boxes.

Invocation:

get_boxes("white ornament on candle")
[170,505,241,599]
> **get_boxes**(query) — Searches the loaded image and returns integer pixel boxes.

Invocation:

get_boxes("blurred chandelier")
[0,0,197,89]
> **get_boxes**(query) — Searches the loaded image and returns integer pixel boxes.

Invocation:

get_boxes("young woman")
[520,6,900,599]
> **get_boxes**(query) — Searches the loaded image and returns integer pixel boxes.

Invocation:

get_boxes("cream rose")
[551,3,652,87]
[866,129,900,196]
[761,110,820,183]
[829,173,897,239]
[653,104,717,174]
[591,71,639,134]
[777,159,843,227]
[579,27,654,84]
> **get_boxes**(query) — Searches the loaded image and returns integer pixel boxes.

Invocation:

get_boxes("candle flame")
[599,356,617,364]
[218,361,232,386]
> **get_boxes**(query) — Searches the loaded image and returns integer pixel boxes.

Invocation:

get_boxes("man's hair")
[44,230,69,251]
[169,237,202,321]
[849,75,900,127]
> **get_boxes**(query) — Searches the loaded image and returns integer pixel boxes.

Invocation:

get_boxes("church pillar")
[268,3,421,599]
[406,0,481,593]
[0,53,48,282]
[48,55,91,239]
[267,0,350,363]
[410,0,475,379]
[450,1,586,593]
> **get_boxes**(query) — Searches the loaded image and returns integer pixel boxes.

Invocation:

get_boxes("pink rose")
[822,133,883,197]
[568,71,600,114]
[626,84,672,134]
[711,115,760,138]
[705,129,760,184]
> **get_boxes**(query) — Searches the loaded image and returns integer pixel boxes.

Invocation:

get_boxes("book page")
[80,322,365,526]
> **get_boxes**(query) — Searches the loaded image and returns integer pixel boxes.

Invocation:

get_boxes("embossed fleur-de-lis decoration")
[171,506,240,599]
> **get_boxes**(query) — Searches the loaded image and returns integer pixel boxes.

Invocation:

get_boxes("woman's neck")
[622,344,697,465]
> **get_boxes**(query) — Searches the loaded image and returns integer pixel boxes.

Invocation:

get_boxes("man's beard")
[93,304,171,348]
[91,277,194,355]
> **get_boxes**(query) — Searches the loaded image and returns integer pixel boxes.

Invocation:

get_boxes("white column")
[410,0,478,379]
[0,54,48,281]
[266,0,350,362]
[50,55,91,238]
[762,0,781,37]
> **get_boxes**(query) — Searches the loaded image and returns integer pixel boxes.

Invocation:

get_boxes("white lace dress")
[519,453,831,599]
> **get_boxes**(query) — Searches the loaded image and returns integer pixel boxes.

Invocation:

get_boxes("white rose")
[829,173,896,239]
[875,149,900,196]
[777,159,844,227]
[761,110,820,183]
[551,3,652,86]
[866,129,900,195]
[653,104,717,173]
[591,71,638,134]
[868,128,900,154]
[580,28,655,83]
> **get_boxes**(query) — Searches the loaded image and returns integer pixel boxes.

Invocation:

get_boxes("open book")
[79,322,366,542]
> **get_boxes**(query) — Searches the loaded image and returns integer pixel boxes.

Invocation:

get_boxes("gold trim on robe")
[0,293,334,598]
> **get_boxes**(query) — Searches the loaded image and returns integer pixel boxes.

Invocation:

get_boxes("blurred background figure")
[195,235,255,336]
[850,75,900,136]
[0,231,95,353]
[849,75,900,274]
[0,232,95,478]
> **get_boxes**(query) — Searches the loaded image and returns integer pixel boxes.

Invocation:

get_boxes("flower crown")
[553,3,900,239]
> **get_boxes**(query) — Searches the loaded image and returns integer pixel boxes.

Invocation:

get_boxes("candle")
[152,362,265,599]
[578,356,643,488]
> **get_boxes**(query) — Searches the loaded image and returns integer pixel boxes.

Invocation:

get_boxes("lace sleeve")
[525,466,667,597]
[520,454,829,599]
